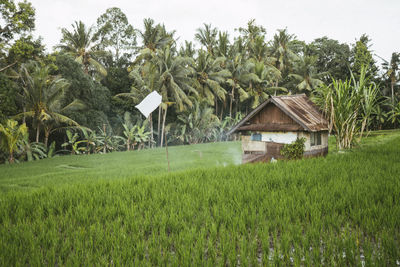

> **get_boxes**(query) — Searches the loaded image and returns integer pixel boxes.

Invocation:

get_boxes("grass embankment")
[0,130,399,265]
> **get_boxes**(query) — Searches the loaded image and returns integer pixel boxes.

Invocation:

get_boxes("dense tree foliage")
[0,1,399,163]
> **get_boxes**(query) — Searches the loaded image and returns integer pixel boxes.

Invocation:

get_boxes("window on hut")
[251,133,262,141]
[310,132,322,146]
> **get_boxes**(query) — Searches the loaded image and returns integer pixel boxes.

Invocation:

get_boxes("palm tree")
[16,61,82,147]
[171,100,220,144]
[0,119,28,163]
[269,29,300,82]
[247,60,287,108]
[195,23,218,56]
[382,52,400,105]
[216,31,230,58]
[153,46,197,147]
[139,18,175,51]
[57,21,107,76]
[179,41,196,58]
[226,52,260,116]
[192,50,230,112]
[237,19,266,58]
[248,35,268,62]
[289,55,325,93]
[117,64,159,146]
[136,18,176,63]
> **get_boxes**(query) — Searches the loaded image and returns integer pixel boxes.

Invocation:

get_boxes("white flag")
[135,91,162,118]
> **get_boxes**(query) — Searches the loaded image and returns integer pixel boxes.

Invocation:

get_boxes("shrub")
[280,137,306,160]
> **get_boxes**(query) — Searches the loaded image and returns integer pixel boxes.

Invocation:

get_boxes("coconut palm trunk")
[391,81,395,105]
[229,86,234,117]
[160,106,168,147]
[44,130,50,147]
[149,113,153,148]
[36,124,40,143]
[157,106,161,145]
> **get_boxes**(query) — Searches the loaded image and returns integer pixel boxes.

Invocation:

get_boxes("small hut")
[227,94,329,163]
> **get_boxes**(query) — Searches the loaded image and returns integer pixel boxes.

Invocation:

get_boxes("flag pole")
[164,129,170,172]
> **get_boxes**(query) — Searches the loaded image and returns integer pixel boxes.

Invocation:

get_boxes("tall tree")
[382,52,400,104]
[57,21,107,76]
[16,61,81,146]
[0,0,35,45]
[55,54,111,130]
[351,34,378,80]
[236,19,266,58]
[308,37,351,82]
[289,55,325,93]
[195,23,218,56]
[192,50,230,110]
[225,52,257,116]
[269,29,299,82]
[247,60,286,108]
[153,46,197,146]
[138,18,175,52]
[179,41,196,58]
[94,7,136,62]
[216,31,230,58]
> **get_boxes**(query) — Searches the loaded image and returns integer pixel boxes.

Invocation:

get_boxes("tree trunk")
[157,106,161,146]
[229,86,234,117]
[160,106,168,147]
[149,113,154,148]
[36,124,40,143]
[127,139,130,151]
[103,124,107,154]
[391,81,395,105]
[44,129,50,148]
[23,106,26,124]
[9,152,14,164]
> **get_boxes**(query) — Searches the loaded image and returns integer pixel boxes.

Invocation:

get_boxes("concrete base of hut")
[241,134,329,164]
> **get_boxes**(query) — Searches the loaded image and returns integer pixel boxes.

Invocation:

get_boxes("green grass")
[1,130,399,265]
[0,141,241,192]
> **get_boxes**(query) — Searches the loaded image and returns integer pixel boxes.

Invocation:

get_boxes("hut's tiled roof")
[228,94,329,135]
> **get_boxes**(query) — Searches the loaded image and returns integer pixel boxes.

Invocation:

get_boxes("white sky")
[30,0,399,64]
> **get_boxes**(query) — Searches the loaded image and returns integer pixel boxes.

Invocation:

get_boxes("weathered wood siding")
[249,104,299,126]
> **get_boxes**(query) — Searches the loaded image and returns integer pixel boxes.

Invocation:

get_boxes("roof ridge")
[272,93,306,98]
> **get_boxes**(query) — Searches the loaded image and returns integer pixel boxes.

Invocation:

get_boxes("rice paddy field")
[0,130,399,265]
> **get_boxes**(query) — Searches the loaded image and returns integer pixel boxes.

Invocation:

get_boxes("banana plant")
[389,101,400,127]
[96,125,124,153]
[80,128,98,154]
[20,138,47,161]
[0,119,28,163]
[133,121,151,150]
[61,130,86,155]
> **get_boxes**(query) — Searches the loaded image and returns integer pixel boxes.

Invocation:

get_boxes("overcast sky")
[30,0,399,63]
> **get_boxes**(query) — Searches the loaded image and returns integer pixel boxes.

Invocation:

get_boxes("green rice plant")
[0,131,399,265]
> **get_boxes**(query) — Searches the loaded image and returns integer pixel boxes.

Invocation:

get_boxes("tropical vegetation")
[0,0,399,164]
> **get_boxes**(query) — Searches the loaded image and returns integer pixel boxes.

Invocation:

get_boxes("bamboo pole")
[164,129,170,172]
